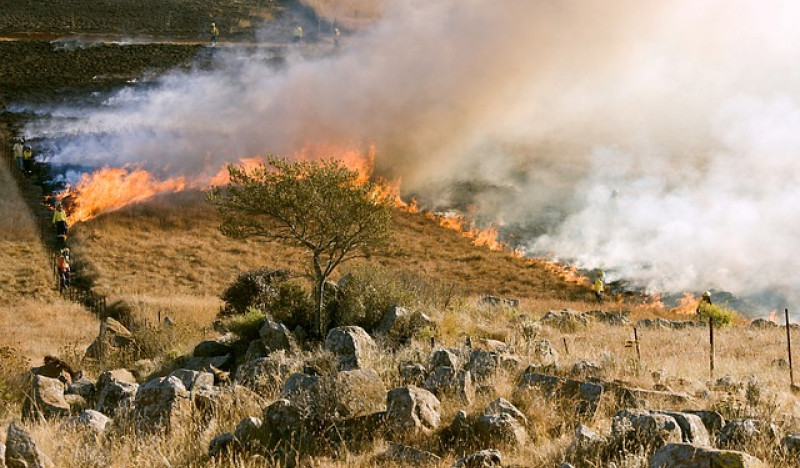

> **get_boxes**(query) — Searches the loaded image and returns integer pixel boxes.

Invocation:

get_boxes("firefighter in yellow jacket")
[210,22,219,45]
[593,270,605,303]
[53,203,69,242]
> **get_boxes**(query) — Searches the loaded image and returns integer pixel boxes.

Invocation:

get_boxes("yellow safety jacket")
[211,26,219,35]
[13,143,23,159]
[594,278,604,293]
[53,210,68,223]
[294,27,304,38]
[23,148,32,160]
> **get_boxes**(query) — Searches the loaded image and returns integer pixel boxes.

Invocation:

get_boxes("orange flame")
[671,292,699,315]
[59,167,188,223]
[767,310,779,324]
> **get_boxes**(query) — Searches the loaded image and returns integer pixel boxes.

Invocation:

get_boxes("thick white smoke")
[22,0,800,306]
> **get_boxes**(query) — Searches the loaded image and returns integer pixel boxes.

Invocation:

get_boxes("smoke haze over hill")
[22,0,800,307]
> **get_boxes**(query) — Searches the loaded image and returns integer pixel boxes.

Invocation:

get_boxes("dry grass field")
[0,154,97,363]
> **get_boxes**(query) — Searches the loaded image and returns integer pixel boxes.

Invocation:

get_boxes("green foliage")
[697,302,738,327]
[331,263,415,331]
[270,281,315,331]
[220,269,290,316]
[218,307,266,342]
[208,156,394,337]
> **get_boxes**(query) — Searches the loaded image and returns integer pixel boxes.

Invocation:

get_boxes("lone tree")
[208,156,394,337]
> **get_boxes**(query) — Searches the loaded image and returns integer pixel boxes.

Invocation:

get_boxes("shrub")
[330,264,416,332]
[217,307,267,342]
[697,302,738,327]
[270,281,315,332]
[220,269,290,316]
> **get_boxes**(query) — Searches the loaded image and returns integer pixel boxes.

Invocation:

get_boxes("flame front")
[672,291,699,315]
[59,167,188,223]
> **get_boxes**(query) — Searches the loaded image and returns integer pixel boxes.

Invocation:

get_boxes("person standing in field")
[12,139,23,170]
[293,25,304,43]
[53,203,69,243]
[210,22,219,46]
[22,145,33,175]
[57,248,71,292]
[593,270,605,303]
[696,291,712,314]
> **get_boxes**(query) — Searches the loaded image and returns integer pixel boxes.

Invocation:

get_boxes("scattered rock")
[585,309,631,326]
[424,367,474,404]
[750,318,778,329]
[386,386,441,436]
[260,320,298,355]
[383,444,442,465]
[466,349,499,382]
[475,412,528,449]
[483,398,528,426]
[208,432,236,458]
[540,309,589,330]
[682,410,725,435]
[133,375,191,433]
[480,296,519,308]
[653,411,711,446]
[168,369,215,392]
[649,443,768,468]
[236,353,296,395]
[95,370,138,417]
[263,398,311,450]
[183,354,233,373]
[66,377,96,403]
[5,421,52,468]
[332,368,387,418]
[64,394,89,414]
[72,409,110,434]
[782,434,800,454]
[22,375,70,421]
[30,356,75,386]
[571,359,603,377]
[718,419,781,450]
[279,372,320,403]
[570,424,606,455]
[452,449,502,468]
[636,318,673,329]
[324,326,377,371]
[531,339,558,367]
[519,370,604,414]
[85,317,134,360]
[612,410,682,448]
[399,363,427,386]
[233,416,263,448]
[431,349,460,369]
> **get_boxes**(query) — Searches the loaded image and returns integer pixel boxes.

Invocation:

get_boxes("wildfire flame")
[672,291,699,315]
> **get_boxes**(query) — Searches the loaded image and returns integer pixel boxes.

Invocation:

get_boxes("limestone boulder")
[386,386,441,436]
[384,444,442,465]
[168,369,214,392]
[682,410,725,434]
[424,367,474,404]
[649,443,768,468]
[474,412,528,449]
[95,370,138,417]
[279,373,320,404]
[259,320,297,355]
[66,378,96,403]
[5,422,52,468]
[233,416,264,449]
[654,411,711,446]
[72,409,110,434]
[399,363,427,387]
[332,369,387,418]
[612,410,682,448]
[451,449,502,468]
[85,317,133,359]
[235,352,297,395]
[483,398,527,426]
[133,376,191,433]
[540,309,589,330]
[718,419,781,450]
[22,375,70,421]
[193,336,234,358]
[570,424,607,456]
[324,326,377,370]
[430,349,460,369]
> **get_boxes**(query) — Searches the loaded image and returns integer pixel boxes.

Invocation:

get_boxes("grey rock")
[183,354,233,373]
[585,309,631,326]
[399,363,427,386]
[193,338,234,357]
[243,340,267,362]
[636,318,673,329]
[73,409,110,434]
[85,317,134,359]
[649,443,767,468]
[532,339,558,367]
[5,421,52,468]
[451,449,502,468]
[384,443,441,465]
[324,326,377,371]
[332,368,387,418]
[66,378,96,402]
[263,398,308,443]
[133,376,191,433]
[475,412,527,448]
[612,410,682,448]
[424,367,474,404]
[95,370,138,417]
[718,419,781,450]
[259,320,297,354]
[466,349,499,382]
[234,416,263,448]
[208,433,236,458]
[64,394,88,414]
[22,375,70,421]
[750,318,778,329]
[483,397,527,426]
[386,386,441,435]
[782,434,800,454]
[236,353,296,395]
[540,309,589,330]
[571,359,603,377]
[481,296,519,308]
[168,369,214,392]
[570,424,606,454]
[279,373,320,403]
[376,306,412,334]
[518,370,604,414]
[654,411,711,446]
[682,410,725,434]
[431,349,460,369]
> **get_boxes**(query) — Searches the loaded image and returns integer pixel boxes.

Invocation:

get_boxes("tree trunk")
[312,253,327,338]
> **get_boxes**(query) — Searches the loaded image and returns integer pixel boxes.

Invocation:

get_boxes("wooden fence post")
[709,316,715,379]
[786,308,794,388]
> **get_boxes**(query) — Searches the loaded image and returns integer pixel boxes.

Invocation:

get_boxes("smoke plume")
[22,0,800,307]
